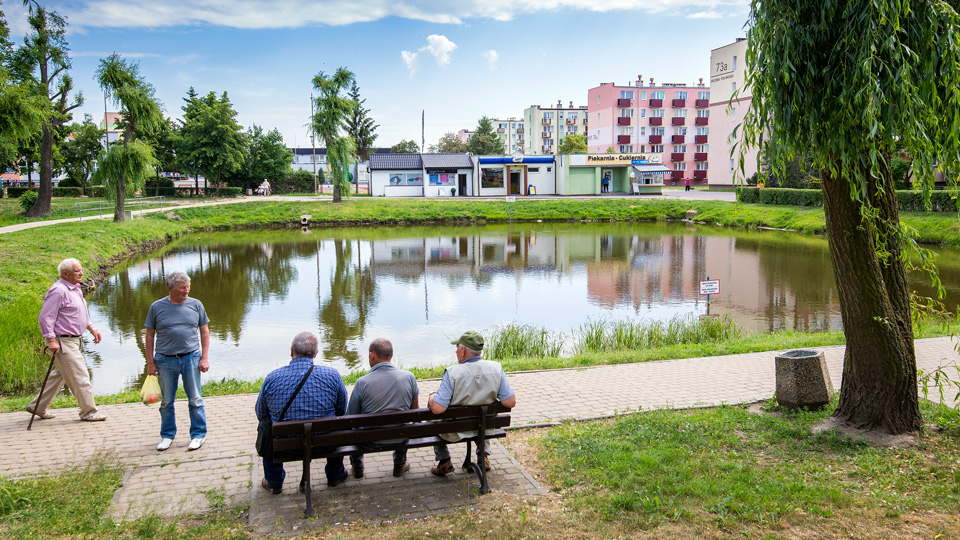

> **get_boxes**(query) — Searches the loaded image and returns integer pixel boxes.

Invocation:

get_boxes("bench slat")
[271,430,508,462]
[271,403,510,434]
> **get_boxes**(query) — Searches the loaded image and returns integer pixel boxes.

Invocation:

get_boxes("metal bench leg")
[302,422,314,517]
[462,440,475,472]
[476,406,490,494]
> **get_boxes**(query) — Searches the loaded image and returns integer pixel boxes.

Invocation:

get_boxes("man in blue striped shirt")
[256,332,348,494]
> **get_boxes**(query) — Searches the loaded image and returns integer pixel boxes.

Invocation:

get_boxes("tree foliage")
[312,68,357,202]
[344,80,378,162]
[390,139,419,153]
[97,53,162,220]
[431,132,468,153]
[178,90,245,197]
[60,120,104,195]
[232,124,293,190]
[467,116,503,155]
[134,117,179,196]
[557,133,588,154]
[741,0,960,434]
[11,7,81,217]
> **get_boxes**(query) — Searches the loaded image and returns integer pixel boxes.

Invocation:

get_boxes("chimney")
[638,74,643,86]
[569,101,573,108]
[557,100,562,108]
[699,77,704,86]
[650,77,655,86]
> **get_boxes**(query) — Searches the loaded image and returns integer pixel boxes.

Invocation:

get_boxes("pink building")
[587,76,710,187]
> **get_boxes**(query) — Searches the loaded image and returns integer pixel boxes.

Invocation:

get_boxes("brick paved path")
[1,337,956,533]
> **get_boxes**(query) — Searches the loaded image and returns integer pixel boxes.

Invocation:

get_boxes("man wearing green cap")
[427,330,516,476]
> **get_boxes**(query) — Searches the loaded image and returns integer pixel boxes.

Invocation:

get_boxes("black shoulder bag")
[256,365,315,463]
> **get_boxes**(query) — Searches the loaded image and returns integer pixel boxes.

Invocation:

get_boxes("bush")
[17,190,37,212]
[52,187,81,197]
[139,186,242,198]
[144,177,175,188]
[6,187,32,198]
[740,187,958,212]
[275,170,317,194]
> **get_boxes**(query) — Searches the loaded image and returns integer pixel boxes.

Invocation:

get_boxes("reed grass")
[485,323,565,360]
[572,314,742,354]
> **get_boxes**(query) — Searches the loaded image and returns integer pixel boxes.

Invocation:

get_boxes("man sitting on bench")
[346,338,420,479]
[427,330,516,475]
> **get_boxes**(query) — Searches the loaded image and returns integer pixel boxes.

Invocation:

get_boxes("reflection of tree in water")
[318,239,378,370]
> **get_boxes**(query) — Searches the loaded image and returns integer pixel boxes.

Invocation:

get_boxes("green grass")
[539,402,960,531]
[571,314,742,354]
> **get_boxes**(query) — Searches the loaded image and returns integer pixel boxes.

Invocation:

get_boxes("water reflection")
[84,223,960,394]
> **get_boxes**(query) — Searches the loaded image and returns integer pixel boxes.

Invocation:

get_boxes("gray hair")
[165,271,191,288]
[462,346,481,358]
[58,258,81,277]
[369,338,393,361]
[291,332,319,357]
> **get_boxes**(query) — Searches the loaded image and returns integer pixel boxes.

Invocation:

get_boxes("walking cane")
[27,346,57,431]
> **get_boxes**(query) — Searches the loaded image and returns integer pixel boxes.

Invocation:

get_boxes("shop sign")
[570,154,663,166]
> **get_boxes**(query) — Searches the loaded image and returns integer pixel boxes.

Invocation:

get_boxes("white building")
[708,38,759,190]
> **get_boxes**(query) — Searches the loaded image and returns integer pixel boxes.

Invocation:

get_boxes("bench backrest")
[271,403,511,451]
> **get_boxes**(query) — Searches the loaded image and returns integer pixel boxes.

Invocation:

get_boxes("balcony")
[517,128,524,133]
[694,152,708,161]
[671,117,686,126]
[671,135,685,144]
[695,117,709,126]
[542,132,551,138]
[672,99,686,108]
[649,117,663,126]
[671,171,684,180]
[649,135,662,144]
[617,117,632,126]
[695,134,708,144]
[650,98,663,108]
[497,128,505,134]
[542,118,552,125]
[671,152,685,162]
[695,99,709,108]
[542,145,553,154]
[694,170,708,179]
[566,118,577,124]
[617,135,631,144]
[617,98,632,107]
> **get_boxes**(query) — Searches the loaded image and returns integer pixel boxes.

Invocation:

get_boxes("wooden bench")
[270,402,512,516]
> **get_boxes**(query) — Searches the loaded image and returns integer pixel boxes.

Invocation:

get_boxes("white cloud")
[400,34,457,76]
[60,0,748,29]
[483,49,499,70]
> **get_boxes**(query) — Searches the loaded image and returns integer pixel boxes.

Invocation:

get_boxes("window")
[529,167,539,173]
[481,168,504,188]
[640,127,646,136]
[640,91,646,100]
[568,126,578,133]
[389,173,423,186]
[674,109,688,118]
[673,145,687,153]
[652,91,665,100]
[620,90,634,99]
[544,112,554,119]
[547,167,552,172]
[619,126,634,135]
[698,91,710,100]
[674,162,687,171]
[696,162,709,170]
[597,113,600,121]
[696,144,709,153]
[569,112,578,119]
[651,127,664,136]
[638,145,645,152]
[729,158,735,171]
[675,127,687,136]
[651,109,665,118]
[675,91,688,100]
[732,82,737,93]
[597,95,600,105]
[640,109,646,117]
[697,110,710,118]
[697,127,710,136]
[619,109,634,117]
[558,112,564,119]
[733,56,737,70]
[620,145,633,152]
[545,125,554,132]
[728,107,736,119]
[651,144,664,153]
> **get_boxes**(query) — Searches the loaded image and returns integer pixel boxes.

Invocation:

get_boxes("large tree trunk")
[822,165,921,434]
[24,125,54,217]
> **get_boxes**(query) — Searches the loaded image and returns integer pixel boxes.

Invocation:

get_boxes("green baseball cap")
[450,331,484,351]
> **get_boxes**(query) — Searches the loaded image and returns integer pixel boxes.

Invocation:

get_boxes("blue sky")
[4,1,749,150]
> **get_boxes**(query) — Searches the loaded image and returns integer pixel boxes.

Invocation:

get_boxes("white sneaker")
[156,438,173,451]
[187,437,205,451]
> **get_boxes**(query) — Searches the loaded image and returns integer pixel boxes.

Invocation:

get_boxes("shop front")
[476,156,556,196]
[557,153,667,195]
[422,154,474,197]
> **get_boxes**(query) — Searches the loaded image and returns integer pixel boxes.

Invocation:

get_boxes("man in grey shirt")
[346,338,419,478]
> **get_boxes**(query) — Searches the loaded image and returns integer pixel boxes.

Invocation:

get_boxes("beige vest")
[440,359,503,442]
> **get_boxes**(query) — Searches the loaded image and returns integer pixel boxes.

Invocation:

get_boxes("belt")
[163,351,197,358]
[56,334,81,338]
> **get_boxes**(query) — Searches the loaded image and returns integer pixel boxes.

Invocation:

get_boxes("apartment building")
[587,77,710,187]
[492,117,525,154]
[524,101,588,155]
[708,38,758,190]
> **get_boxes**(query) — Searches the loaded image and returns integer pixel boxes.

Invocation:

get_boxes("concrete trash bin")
[774,349,834,410]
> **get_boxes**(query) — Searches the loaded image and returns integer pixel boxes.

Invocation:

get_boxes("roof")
[421,153,473,169]
[633,164,672,174]
[370,153,423,170]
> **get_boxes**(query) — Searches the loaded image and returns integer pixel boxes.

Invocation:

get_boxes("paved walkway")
[1,337,957,534]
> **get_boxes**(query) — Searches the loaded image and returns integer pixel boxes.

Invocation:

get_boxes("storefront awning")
[633,165,672,175]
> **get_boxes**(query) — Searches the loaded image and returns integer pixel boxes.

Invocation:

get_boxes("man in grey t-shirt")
[346,338,419,478]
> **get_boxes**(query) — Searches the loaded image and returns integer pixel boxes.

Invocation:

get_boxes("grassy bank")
[2,402,957,539]
[1,197,959,395]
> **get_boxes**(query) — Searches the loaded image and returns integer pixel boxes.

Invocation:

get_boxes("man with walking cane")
[27,258,107,425]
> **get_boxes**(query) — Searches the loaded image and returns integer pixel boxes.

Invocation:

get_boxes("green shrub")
[741,187,958,212]
[17,190,38,212]
[6,187,33,198]
[51,187,81,197]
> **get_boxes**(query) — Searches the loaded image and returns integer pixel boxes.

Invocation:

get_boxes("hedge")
[5,186,241,199]
[6,186,82,198]
[739,187,958,212]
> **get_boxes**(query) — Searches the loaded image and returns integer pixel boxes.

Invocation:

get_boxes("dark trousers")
[263,447,345,486]
[350,441,408,467]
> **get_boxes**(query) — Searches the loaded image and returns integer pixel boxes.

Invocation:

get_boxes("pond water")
[83,222,960,394]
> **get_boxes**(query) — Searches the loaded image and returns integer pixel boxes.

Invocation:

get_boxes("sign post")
[699,277,720,315]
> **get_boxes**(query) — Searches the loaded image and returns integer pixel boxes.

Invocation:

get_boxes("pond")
[83,222,960,394]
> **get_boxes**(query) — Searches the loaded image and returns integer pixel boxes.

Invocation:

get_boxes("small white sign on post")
[699,279,720,296]
[505,196,516,203]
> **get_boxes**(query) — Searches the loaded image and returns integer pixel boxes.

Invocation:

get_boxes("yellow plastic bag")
[140,375,161,405]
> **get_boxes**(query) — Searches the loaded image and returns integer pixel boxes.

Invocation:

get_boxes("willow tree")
[741,1,960,434]
[96,53,162,221]
[312,68,357,203]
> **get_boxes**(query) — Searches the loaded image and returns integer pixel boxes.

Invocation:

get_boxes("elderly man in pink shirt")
[28,258,106,422]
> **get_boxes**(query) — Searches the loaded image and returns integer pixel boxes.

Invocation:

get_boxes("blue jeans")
[155,351,206,440]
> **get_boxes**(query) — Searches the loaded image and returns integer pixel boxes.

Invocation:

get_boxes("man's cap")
[450,331,484,351]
